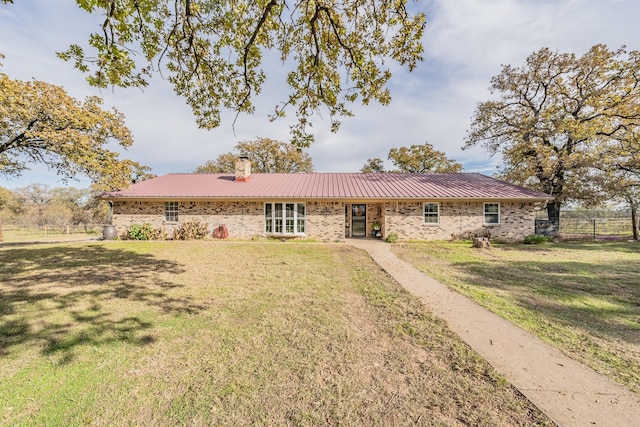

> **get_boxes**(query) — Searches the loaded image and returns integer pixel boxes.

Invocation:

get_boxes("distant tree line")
[0,184,107,228]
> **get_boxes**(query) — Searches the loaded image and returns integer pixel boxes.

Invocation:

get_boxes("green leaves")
[361,142,462,173]
[53,0,425,145]
[0,73,151,191]
[360,157,385,173]
[465,45,640,224]
[193,137,314,173]
[388,142,463,173]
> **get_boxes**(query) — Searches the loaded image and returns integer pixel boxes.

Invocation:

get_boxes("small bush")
[385,233,399,243]
[523,234,550,244]
[124,223,157,240]
[173,220,209,240]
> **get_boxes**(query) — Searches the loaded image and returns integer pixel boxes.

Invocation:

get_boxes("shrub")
[523,234,550,244]
[124,223,156,240]
[385,233,399,243]
[173,220,209,240]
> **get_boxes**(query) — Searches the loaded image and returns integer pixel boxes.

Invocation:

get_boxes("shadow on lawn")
[0,244,204,362]
[454,258,640,346]
[498,241,640,254]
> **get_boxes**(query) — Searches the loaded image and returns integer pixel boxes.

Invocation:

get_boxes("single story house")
[101,158,551,242]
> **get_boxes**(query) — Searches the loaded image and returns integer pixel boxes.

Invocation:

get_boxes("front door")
[351,204,367,237]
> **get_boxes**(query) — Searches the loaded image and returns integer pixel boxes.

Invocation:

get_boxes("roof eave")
[100,195,553,202]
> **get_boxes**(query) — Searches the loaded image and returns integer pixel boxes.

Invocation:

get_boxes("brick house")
[101,158,551,242]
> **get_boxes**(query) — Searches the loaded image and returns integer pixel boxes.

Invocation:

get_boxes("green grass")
[392,240,640,393]
[0,241,551,426]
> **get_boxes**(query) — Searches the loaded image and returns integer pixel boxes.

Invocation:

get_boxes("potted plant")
[371,222,382,237]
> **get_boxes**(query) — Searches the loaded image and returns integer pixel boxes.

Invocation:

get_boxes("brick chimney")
[235,156,251,182]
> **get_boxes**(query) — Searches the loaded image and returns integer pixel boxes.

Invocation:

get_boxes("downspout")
[107,201,113,225]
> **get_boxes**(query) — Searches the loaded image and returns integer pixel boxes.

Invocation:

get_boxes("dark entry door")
[351,204,366,237]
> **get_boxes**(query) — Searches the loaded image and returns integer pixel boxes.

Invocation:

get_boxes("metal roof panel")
[102,173,552,200]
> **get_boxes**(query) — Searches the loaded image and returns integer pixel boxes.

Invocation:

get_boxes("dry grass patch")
[1,227,100,244]
[392,241,640,394]
[1,241,551,426]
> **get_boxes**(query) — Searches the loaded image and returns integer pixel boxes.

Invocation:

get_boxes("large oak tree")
[361,142,462,173]
[360,157,385,173]
[388,142,462,173]
[0,70,153,191]
[23,0,426,146]
[464,45,640,230]
[194,137,314,173]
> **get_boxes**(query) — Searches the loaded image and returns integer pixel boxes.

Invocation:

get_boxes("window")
[484,203,500,224]
[274,203,283,233]
[265,202,305,234]
[164,201,179,222]
[285,203,295,233]
[424,203,439,224]
[296,204,306,233]
[265,203,273,233]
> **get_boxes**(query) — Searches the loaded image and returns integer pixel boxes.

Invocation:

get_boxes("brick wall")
[111,199,535,242]
[305,201,345,242]
[111,200,345,242]
[384,201,536,241]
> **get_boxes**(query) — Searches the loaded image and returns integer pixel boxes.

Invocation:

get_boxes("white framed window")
[424,203,439,224]
[164,201,179,222]
[484,203,500,225]
[265,202,305,235]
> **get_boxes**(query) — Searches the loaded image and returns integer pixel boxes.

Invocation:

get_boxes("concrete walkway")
[347,238,640,427]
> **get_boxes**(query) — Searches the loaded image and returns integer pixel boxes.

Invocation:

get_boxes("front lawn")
[392,241,640,394]
[0,241,551,426]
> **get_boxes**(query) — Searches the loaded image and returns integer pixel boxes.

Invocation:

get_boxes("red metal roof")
[102,173,551,200]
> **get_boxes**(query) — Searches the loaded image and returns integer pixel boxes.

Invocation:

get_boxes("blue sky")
[1,0,640,189]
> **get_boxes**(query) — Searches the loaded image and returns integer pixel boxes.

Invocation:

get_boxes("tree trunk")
[629,199,638,241]
[546,200,562,235]
[472,237,491,249]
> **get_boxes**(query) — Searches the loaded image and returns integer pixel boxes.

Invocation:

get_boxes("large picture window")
[164,201,179,222]
[265,202,305,235]
[424,203,439,224]
[484,203,500,224]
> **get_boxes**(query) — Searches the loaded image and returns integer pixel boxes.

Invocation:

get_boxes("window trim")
[423,202,440,224]
[484,202,500,225]
[264,202,306,235]
[164,201,179,222]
